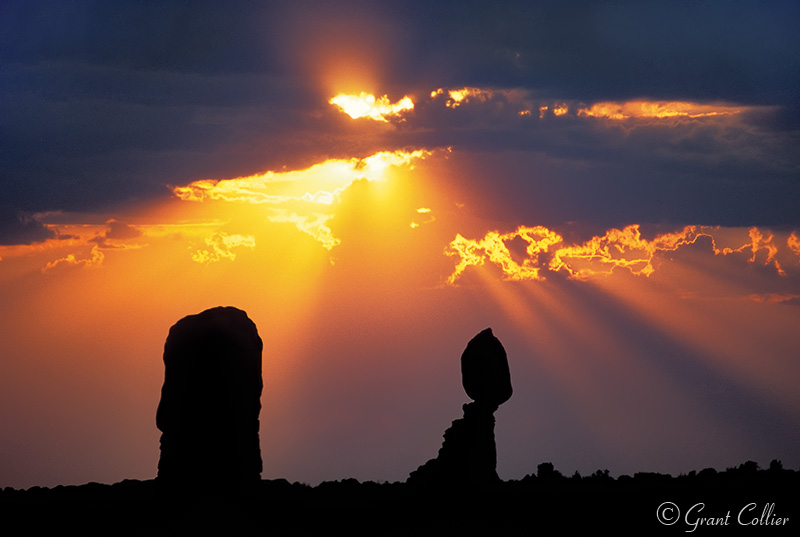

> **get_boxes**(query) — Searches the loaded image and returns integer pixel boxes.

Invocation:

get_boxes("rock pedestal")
[156,306,263,487]
[408,328,512,486]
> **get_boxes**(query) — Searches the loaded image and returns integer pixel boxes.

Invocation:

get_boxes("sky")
[1,0,799,489]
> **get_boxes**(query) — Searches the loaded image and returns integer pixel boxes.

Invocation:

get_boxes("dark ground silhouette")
[1,310,797,534]
[2,462,797,535]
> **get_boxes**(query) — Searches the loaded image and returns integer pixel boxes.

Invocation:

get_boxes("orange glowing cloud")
[6,218,218,272]
[42,245,104,273]
[432,87,644,120]
[410,207,435,229]
[746,292,800,304]
[4,149,435,272]
[447,226,563,284]
[267,211,339,250]
[431,87,494,108]
[329,92,414,121]
[447,224,797,284]
[741,228,783,275]
[537,103,569,118]
[191,232,255,264]
[538,105,548,119]
[425,89,754,126]
[0,217,157,274]
[548,225,709,279]
[173,150,429,206]
[577,101,744,120]
[788,232,800,260]
[173,149,431,249]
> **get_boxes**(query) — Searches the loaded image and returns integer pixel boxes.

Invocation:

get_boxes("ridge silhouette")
[408,327,512,486]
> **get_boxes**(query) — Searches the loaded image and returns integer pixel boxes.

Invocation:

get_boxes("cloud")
[746,293,800,306]
[0,208,58,245]
[788,232,800,260]
[191,232,255,264]
[423,86,756,126]
[3,2,797,229]
[104,219,142,240]
[410,207,435,229]
[42,245,104,273]
[405,2,800,106]
[88,219,144,249]
[446,224,798,285]
[430,87,495,108]
[0,1,277,74]
[173,149,432,249]
[0,3,319,215]
[172,150,429,205]
[267,212,339,250]
[386,86,799,229]
[577,101,745,120]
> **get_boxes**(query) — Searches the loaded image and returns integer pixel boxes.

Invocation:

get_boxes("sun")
[329,92,414,122]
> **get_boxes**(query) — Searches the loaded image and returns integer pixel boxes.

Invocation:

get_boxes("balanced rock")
[156,306,263,486]
[408,328,512,486]
[461,328,512,408]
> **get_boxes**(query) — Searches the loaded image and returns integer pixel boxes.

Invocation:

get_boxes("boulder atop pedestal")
[408,328,513,486]
[461,328,512,407]
[156,306,263,487]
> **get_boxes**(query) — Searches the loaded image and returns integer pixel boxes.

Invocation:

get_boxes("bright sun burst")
[329,92,414,121]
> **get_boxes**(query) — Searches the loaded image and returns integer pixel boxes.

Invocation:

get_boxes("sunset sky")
[1,1,799,489]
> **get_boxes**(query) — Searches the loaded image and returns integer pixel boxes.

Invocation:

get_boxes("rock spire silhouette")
[408,328,512,486]
[156,306,263,487]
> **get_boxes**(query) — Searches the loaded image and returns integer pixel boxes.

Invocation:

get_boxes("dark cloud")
[88,219,143,249]
[0,207,56,245]
[401,1,800,105]
[0,1,321,215]
[0,1,278,74]
[387,91,800,229]
[104,219,141,240]
[1,0,798,234]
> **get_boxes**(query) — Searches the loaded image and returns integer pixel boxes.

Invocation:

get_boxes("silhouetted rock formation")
[156,306,263,487]
[408,328,512,486]
[461,327,512,407]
